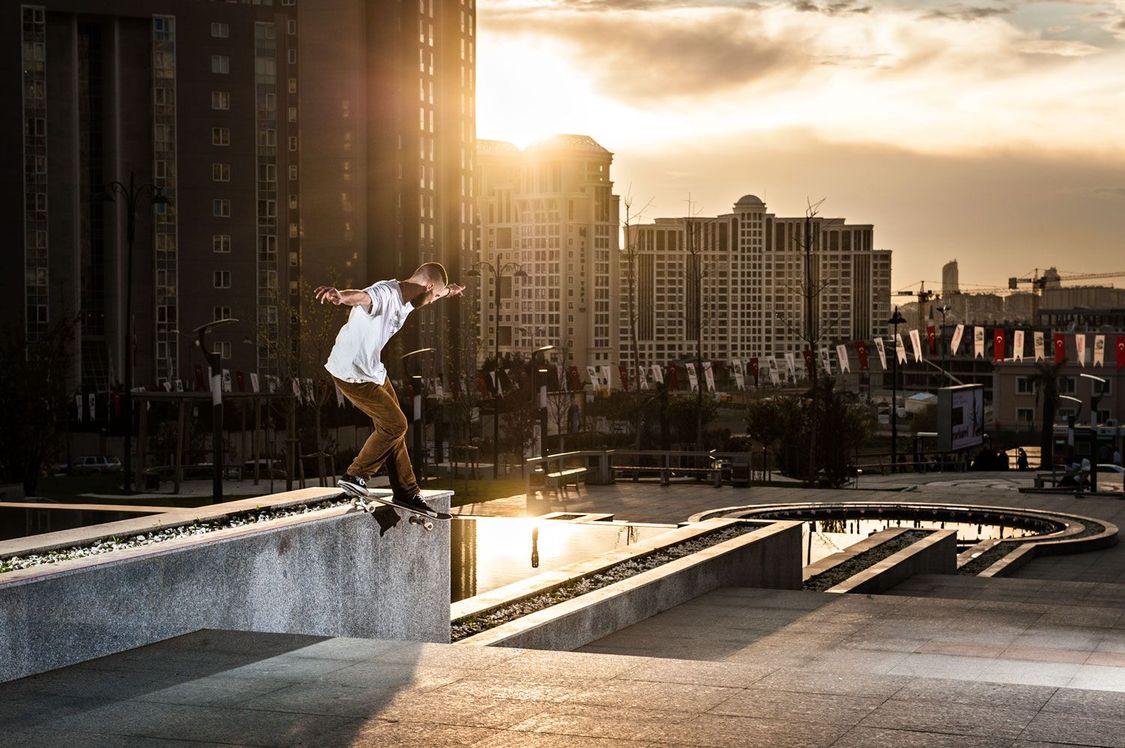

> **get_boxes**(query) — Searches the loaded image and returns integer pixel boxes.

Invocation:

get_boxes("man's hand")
[314,286,343,305]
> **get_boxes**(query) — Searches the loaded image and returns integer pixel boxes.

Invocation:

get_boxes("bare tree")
[621,190,654,451]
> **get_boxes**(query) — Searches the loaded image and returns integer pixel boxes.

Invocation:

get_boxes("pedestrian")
[1016,448,1029,471]
[316,263,464,514]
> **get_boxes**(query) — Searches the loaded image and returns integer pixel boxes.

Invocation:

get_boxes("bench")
[612,464,722,487]
[545,467,587,500]
[1034,472,1060,489]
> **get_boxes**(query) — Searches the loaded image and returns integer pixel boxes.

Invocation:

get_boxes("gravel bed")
[0,497,354,575]
[451,523,758,642]
[803,530,932,592]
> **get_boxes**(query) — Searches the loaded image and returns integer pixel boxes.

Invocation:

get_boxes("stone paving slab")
[6,628,1125,746]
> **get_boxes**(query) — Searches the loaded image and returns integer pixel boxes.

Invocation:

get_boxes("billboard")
[937,384,984,452]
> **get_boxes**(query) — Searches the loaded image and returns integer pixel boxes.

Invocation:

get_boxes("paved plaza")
[5,473,1125,746]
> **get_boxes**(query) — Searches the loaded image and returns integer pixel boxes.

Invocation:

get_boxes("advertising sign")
[937,384,984,452]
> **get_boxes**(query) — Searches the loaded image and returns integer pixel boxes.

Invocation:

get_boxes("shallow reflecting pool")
[451,517,675,603]
[800,518,1040,565]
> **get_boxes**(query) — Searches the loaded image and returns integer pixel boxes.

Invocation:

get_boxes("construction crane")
[894,281,937,305]
[1008,268,1125,292]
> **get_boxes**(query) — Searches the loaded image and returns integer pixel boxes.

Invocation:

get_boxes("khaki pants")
[333,376,418,498]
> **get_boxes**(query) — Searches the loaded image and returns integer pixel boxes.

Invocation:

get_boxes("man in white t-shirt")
[315,262,463,514]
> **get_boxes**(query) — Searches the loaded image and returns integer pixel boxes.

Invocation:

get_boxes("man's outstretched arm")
[314,286,373,312]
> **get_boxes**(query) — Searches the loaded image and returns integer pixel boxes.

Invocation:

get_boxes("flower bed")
[803,529,932,592]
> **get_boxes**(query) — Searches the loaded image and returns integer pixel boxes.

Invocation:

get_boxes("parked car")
[69,455,122,474]
[1096,464,1124,474]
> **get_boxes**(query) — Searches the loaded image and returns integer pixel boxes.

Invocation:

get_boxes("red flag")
[194,364,205,391]
[927,326,937,355]
[236,371,246,392]
[476,371,489,397]
[669,366,680,390]
[618,364,630,392]
[749,357,759,385]
[803,348,814,375]
[1117,335,1125,368]
[855,341,869,371]
[567,366,582,391]
[1054,333,1066,364]
[993,328,1006,363]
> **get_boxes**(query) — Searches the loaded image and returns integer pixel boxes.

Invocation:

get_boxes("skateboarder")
[316,263,464,515]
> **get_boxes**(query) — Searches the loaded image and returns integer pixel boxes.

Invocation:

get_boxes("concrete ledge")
[803,528,913,584]
[455,520,801,651]
[0,490,452,683]
[978,542,1038,577]
[825,529,957,594]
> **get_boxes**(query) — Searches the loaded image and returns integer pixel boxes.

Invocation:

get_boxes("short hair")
[415,262,448,286]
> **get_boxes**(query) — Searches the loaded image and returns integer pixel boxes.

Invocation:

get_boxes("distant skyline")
[476,0,1125,293]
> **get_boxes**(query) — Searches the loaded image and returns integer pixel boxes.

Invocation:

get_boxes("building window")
[212,234,231,253]
[282,0,295,6]
[213,271,231,288]
[288,164,298,181]
[211,90,230,110]
[288,135,298,151]
[213,306,232,321]
[1060,377,1077,394]
[211,163,230,182]
[287,106,297,122]
[212,199,231,217]
[210,22,229,38]
[288,194,298,210]
[288,78,297,94]
[1092,379,1111,395]
[211,127,230,146]
[215,341,232,359]
[287,48,297,64]
[1016,408,1034,424]
[1016,377,1032,394]
[211,55,229,74]
[287,19,297,34]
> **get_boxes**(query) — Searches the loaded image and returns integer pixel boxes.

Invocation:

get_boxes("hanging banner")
[1117,336,1125,368]
[1033,331,1045,362]
[1013,330,1025,362]
[618,364,631,392]
[1054,332,1066,364]
[769,367,780,385]
[236,371,246,392]
[250,372,260,393]
[702,362,716,392]
[685,363,699,392]
[895,334,908,364]
[732,359,745,391]
[819,349,832,374]
[1075,334,1087,367]
[174,379,184,393]
[194,364,205,391]
[973,327,985,359]
[803,348,814,375]
[926,326,937,355]
[567,366,582,391]
[651,364,664,385]
[222,369,232,393]
[291,378,302,403]
[75,394,83,422]
[855,340,869,371]
[637,365,649,391]
[89,393,96,422]
[992,328,1006,364]
[304,378,315,404]
[836,344,850,373]
[748,358,759,385]
[950,324,965,356]
[585,365,599,390]
[784,353,796,379]
[874,337,888,370]
[909,329,923,362]
[598,365,614,393]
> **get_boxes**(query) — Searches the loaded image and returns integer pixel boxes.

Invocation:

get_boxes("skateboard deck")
[338,481,450,531]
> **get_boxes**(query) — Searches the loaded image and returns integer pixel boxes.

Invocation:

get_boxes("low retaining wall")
[825,529,957,594]
[0,488,451,682]
[456,520,801,651]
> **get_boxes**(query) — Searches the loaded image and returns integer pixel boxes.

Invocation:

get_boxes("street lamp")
[531,344,556,458]
[936,303,952,378]
[1081,372,1108,493]
[467,256,528,478]
[402,347,435,480]
[104,171,167,494]
[194,318,238,503]
[888,307,906,472]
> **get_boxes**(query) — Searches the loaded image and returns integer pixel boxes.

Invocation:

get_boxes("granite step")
[887,573,1125,608]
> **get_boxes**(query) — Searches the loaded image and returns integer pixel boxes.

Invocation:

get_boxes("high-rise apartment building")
[1,0,476,392]
[476,135,620,370]
[942,259,960,297]
[621,195,891,368]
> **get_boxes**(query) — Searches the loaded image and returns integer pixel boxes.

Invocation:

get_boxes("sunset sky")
[476,0,1125,293]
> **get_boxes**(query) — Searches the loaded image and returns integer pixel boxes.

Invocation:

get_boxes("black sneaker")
[338,474,367,496]
[393,493,434,515]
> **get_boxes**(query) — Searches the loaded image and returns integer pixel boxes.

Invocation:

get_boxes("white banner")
[1094,334,1105,367]
[174,379,184,392]
[637,365,649,390]
[836,344,850,373]
[598,365,614,392]
[895,334,908,364]
[651,364,664,384]
[909,329,923,362]
[820,349,832,374]
[702,361,716,392]
[250,372,260,393]
[784,352,796,377]
[1013,330,1025,362]
[75,394,83,422]
[874,337,888,369]
[731,360,745,391]
[1034,331,1045,362]
[89,393,96,421]
[1076,334,1087,367]
[291,377,302,403]
[222,369,232,393]
[304,378,315,404]
[585,365,599,390]
[950,324,965,356]
[974,326,985,359]
[685,363,699,392]
[769,367,780,385]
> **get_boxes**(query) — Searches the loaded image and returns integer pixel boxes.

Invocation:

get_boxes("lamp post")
[530,344,556,458]
[104,171,167,494]
[936,303,951,379]
[467,256,527,478]
[403,347,435,481]
[194,318,238,503]
[1081,372,1108,493]
[888,307,906,472]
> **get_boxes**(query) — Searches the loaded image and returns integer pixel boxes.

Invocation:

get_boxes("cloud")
[1018,38,1101,55]
[1096,187,1125,197]
[790,0,872,15]
[923,4,1009,21]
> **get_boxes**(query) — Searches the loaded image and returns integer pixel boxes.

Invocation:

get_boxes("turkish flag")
[855,341,869,371]
[803,348,814,375]
[476,370,489,397]
[1054,333,1067,364]
[618,364,630,392]
[194,364,205,391]
[993,328,1006,363]
[668,365,680,390]
[237,371,246,392]
[749,357,759,385]
[1117,335,1125,368]
[927,326,937,355]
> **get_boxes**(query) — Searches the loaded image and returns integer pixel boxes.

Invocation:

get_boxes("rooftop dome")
[734,194,766,209]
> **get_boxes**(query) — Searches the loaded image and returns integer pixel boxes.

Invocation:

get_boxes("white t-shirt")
[324,280,413,384]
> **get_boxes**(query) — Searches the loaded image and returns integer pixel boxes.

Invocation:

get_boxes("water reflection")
[451,517,673,603]
[801,518,1038,566]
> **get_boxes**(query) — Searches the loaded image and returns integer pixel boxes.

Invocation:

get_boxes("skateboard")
[338,482,451,531]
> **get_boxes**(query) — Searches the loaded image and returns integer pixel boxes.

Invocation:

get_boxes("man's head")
[410,262,449,306]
